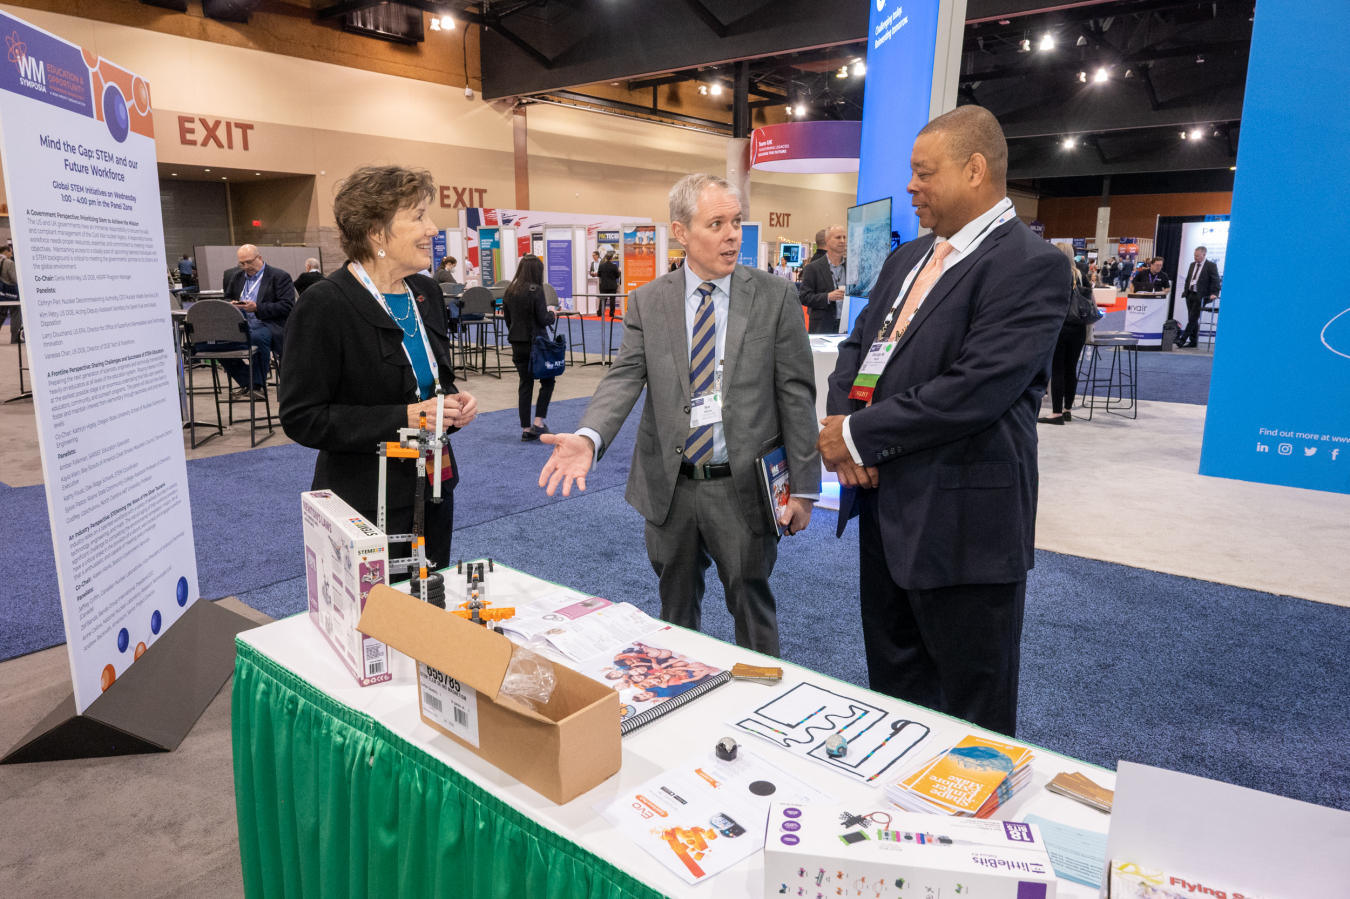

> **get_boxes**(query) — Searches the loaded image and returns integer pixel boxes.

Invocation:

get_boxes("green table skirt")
[232,639,667,899]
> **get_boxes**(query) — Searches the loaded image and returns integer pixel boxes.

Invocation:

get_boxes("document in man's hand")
[757,444,792,537]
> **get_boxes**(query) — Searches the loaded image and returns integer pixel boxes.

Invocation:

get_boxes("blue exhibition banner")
[432,230,447,271]
[855,0,941,245]
[739,223,759,268]
[1199,0,1350,494]
[546,238,572,300]
[478,226,500,285]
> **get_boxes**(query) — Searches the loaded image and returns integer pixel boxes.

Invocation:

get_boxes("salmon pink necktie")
[885,240,954,341]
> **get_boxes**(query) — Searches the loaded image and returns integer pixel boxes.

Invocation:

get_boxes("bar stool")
[1077,329,1139,421]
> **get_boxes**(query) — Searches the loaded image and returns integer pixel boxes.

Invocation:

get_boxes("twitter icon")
[1304,447,1318,457]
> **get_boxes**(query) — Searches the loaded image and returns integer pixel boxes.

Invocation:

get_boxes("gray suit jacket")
[579,265,821,535]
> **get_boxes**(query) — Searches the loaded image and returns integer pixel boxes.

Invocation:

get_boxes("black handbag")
[530,326,566,379]
[1066,284,1103,325]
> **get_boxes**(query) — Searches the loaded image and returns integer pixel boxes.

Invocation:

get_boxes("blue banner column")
[1199,0,1350,494]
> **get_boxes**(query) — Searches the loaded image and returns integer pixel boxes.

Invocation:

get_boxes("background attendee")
[596,250,620,319]
[1129,255,1170,295]
[538,173,820,656]
[220,244,295,393]
[280,165,476,571]
[774,256,789,278]
[808,228,828,263]
[799,224,847,334]
[1040,243,1089,425]
[818,105,1068,736]
[588,249,601,278]
[177,255,196,287]
[433,255,459,285]
[1,244,18,344]
[1178,245,1221,348]
[502,254,557,441]
[293,258,325,295]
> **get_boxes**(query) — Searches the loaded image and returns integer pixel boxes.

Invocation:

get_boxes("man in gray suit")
[539,173,820,656]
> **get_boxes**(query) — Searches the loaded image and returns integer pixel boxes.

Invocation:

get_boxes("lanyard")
[242,270,262,303]
[877,200,1015,340]
[349,261,441,394]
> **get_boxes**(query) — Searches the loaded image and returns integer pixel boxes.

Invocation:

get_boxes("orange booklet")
[893,734,1034,816]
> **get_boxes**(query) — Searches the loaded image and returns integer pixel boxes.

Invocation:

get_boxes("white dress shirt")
[841,197,1016,465]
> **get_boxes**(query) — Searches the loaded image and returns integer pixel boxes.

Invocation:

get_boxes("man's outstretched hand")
[539,433,595,496]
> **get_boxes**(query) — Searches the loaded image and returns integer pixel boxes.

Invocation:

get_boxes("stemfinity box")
[301,490,391,686]
[764,801,1057,899]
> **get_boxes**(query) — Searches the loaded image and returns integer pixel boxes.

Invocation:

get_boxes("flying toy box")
[764,801,1057,899]
[301,490,391,687]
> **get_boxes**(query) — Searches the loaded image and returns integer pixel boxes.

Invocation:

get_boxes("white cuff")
[841,415,864,466]
[575,428,603,470]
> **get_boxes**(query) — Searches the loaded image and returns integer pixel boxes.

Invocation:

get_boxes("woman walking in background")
[502,254,557,441]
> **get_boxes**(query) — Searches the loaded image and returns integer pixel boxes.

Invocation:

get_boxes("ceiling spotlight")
[698,84,707,95]
[710,83,722,96]
[1018,39,1031,52]
[440,15,454,30]
[1064,137,1076,148]
[838,66,849,77]
[1076,35,1087,46]
[430,18,439,30]
[204,168,210,172]
[1040,33,1054,50]
[998,19,1011,25]
[1180,131,1189,139]
[1230,166,1237,171]
[1190,129,1202,139]
[1094,68,1108,82]
[852,60,865,77]
[1196,54,1204,64]
[1077,71,1087,83]
[794,105,806,116]
[171,173,177,176]
[1125,69,1134,77]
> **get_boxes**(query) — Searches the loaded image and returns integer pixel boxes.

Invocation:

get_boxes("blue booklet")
[758,444,791,537]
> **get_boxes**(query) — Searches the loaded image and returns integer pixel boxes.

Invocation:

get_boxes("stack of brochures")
[885,734,1035,818]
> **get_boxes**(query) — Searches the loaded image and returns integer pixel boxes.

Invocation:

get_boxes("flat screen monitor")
[846,197,892,302]
[780,243,803,268]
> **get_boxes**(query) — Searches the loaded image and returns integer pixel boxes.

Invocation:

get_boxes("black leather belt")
[679,460,732,481]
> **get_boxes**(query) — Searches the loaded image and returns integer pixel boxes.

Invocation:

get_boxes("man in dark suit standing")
[817,105,1068,736]
[538,173,820,656]
[215,244,296,395]
[1177,245,1220,348]
[798,224,847,334]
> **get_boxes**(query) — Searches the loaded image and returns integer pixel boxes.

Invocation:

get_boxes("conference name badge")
[848,340,897,402]
[426,445,453,484]
[689,393,723,427]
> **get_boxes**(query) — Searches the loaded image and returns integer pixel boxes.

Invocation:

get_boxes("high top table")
[232,563,1115,899]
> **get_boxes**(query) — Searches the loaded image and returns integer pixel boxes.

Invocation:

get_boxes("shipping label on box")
[301,490,391,686]
[418,662,480,747]
[764,802,1057,899]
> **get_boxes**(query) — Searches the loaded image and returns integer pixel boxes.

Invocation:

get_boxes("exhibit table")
[809,334,848,511]
[1123,292,1170,347]
[232,564,1116,899]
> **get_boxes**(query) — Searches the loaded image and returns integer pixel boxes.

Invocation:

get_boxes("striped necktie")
[684,282,717,465]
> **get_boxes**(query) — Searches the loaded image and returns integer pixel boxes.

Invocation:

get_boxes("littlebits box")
[301,490,390,686]
[764,802,1057,899]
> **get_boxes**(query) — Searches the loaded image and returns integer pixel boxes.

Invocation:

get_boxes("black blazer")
[826,219,1069,590]
[279,266,459,518]
[597,260,621,294]
[798,253,843,333]
[502,283,556,344]
[293,270,325,295]
[1181,259,1221,298]
[226,264,297,332]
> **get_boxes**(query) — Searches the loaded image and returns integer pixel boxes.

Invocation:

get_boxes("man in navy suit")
[817,106,1068,736]
[213,244,296,396]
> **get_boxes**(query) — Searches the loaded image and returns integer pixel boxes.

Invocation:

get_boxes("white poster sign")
[0,12,198,713]
[1173,219,1229,338]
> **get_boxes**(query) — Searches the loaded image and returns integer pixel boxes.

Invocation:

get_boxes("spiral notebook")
[577,636,730,735]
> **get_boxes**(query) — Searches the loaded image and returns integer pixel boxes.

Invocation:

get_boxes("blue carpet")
[234,484,1350,812]
[1086,311,1213,405]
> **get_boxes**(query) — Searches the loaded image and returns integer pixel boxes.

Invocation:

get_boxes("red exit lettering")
[178,116,254,151]
[768,212,791,227]
[439,186,488,208]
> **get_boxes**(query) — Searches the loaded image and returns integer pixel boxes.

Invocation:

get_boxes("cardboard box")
[1108,861,1265,899]
[764,802,1057,899]
[300,490,391,687]
[357,584,621,804]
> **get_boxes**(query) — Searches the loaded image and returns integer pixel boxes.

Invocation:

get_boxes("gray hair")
[305,257,320,270]
[669,173,741,228]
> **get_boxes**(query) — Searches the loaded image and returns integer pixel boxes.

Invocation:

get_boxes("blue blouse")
[383,292,433,400]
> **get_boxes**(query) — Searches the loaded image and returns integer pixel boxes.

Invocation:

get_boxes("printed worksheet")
[730,681,937,784]
[596,747,836,885]
[498,592,662,662]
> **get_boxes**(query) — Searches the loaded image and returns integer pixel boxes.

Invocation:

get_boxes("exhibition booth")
[3,2,1349,898]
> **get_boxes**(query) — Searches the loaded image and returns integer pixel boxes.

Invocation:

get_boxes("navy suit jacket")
[226,264,296,333]
[826,218,1069,590]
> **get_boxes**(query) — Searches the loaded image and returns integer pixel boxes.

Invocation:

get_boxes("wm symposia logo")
[6,31,45,90]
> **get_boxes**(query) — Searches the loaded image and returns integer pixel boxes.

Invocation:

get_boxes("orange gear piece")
[450,604,515,622]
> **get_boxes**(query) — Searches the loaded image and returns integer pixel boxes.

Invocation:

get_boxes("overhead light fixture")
[1125,69,1134,77]
[1064,137,1076,149]
[1076,35,1087,46]
[1196,54,1204,63]
[837,66,849,78]
[204,168,210,172]
[852,60,865,77]
[430,18,439,30]
[171,173,177,176]
[998,19,1011,25]
[1190,129,1203,139]
[710,83,722,96]
[1180,131,1189,139]
[698,84,707,95]
[255,172,260,176]
[794,105,806,116]
[1077,71,1087,83]
[1094,68,1108,82]
[1040,33,1054,50]
[440,15,454,31]
[1230,166,1236,171]
[1018,39,1031,52]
